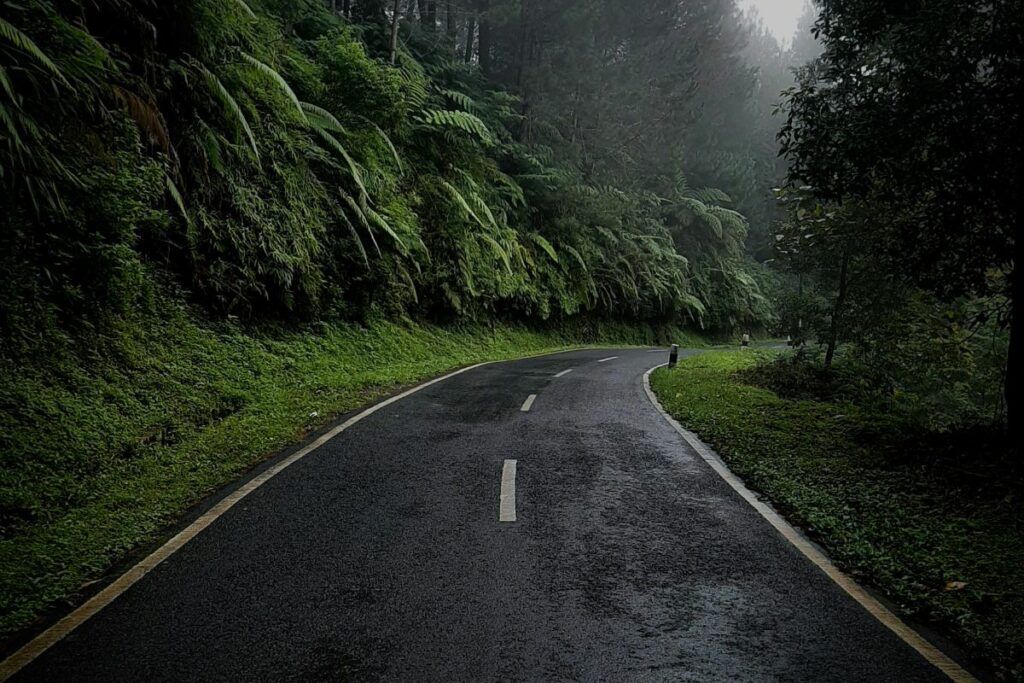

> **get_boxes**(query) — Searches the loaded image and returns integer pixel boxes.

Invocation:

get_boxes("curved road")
[11,348,952,681]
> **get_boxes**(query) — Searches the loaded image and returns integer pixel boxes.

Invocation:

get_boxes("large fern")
[416,110,493,144]
[197,62,260,162]
[241,53,307,123]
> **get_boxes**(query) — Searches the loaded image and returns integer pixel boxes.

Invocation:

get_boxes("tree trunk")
[824,247,850,370]
[425,0,437,30]
[794,272,805,343]
[478,0,491,75]
[1008,247,1022,457]
[513,0,530,87]
[463,15,476,63]
[446,0,459,48]
[389,0,401,63]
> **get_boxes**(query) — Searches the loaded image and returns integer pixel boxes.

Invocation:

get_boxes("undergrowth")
[652,351,1024,680]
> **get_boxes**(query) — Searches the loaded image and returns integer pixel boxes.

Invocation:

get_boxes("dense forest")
[0,0,814,346]
[2,0,1014,445]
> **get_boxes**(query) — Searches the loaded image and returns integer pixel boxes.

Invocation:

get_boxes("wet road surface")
[11,348,951,681]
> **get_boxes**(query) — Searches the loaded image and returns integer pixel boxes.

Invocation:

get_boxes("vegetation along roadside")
[652,351,1024,680]
[0,310,694,642]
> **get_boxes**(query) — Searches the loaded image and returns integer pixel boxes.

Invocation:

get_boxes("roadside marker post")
[668,344,679,369]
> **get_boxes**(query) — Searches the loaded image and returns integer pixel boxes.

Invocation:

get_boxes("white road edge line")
[597,356,619,363]
[554,369,573,378]
[641,365,976,683]
[520,394,537,412]
[0,354,561,682]
[499,459,517,522]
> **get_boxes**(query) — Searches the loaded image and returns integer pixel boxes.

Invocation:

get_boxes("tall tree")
[781,0,1023,446]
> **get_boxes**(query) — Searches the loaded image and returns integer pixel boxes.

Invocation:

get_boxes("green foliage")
[779,0,1021,432]
[416,109,493,144]
[652,353,1024,679]
[0,0,775,335]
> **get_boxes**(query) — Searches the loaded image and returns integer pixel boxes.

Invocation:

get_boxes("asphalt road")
[11,348,951,682]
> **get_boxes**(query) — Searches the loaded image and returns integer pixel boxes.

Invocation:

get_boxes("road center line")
[597,356,619,363]
[520,394,537,411]
[499,460,517,522]
[554,369,573,378]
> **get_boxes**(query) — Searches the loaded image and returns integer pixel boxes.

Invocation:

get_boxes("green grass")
[651,351,1024,680]
[0,307,696,639]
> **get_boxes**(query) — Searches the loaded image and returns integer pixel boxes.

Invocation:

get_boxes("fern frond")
[441,180,484,228]
[438,88,477,112]
[416,109,492,144]
[561,244,588,272]
[0,17,71,88]
[314,128,367,198]
[112,86,170,153]
[353,114,403,172]
[198,64,259,162]
[337,200,370,268]
[478,233,512,274]
[230,0,258,19]
[242,53,307,123]
[366,206,408,255]
[396,263,419,303]
[340,189,381,256]
[529,233,558,263]
[468,191,497,230]
[165,176,192,227]
[300,101,345,132]
[694,187,732,205]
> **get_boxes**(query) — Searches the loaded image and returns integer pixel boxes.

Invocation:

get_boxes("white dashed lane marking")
[499,460,517,522]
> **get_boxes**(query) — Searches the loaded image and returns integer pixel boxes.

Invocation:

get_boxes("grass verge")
[651,351,1023,680]
[0,306,695,640]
